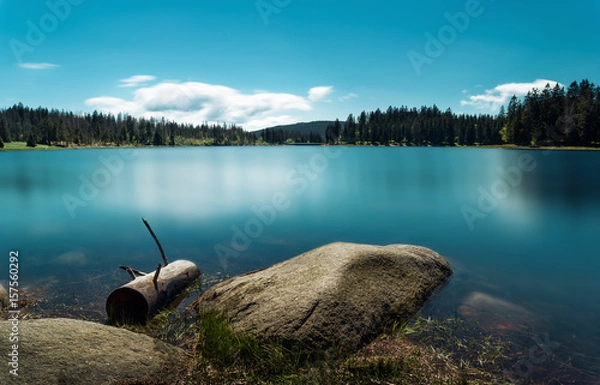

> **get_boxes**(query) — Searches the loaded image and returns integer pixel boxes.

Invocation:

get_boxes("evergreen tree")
[333,119,342,143]
[545,83,566,145]
[464,122,476,146]
[26,131,37,147]
[325,119,342,144]
[501,96,520,144]
[442,108,454,145]
[522,90,541,145]
[411,118,422,145]
[357,111,367,142]
[342,114,356,144]
[153,128,164,146]
[575,79,594,145]
[0,116,11,143]
[594,86,600,144]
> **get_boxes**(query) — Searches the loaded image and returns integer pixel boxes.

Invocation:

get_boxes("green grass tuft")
[113,275,516,384]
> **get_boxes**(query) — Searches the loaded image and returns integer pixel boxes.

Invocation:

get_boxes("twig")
[130,268,147,276]
[153,263,162,285]
[142,217,169,266]
[119,265,137,281]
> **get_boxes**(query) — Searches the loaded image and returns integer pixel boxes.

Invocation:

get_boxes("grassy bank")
[5,278,587,384]
[117,309,515,385]
[473,143,600,151]
[0,141,65,151]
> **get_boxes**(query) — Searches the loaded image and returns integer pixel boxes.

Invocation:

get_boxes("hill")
[253,121,334,136]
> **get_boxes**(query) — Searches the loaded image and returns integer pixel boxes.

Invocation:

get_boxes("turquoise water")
[1,146,599,379]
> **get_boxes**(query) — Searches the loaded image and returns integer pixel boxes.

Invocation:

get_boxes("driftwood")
[106,260,200,323]
[106,218,201,323]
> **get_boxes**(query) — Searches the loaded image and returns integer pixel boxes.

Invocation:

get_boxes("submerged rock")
[0,318,185,384]
[193,242,452,350]
[458,291,536,333]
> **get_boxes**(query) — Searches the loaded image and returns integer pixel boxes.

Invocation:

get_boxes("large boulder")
[0,318,186,385]
[193,242,452,350]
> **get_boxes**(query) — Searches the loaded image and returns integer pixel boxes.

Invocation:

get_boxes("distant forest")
[0,79,598,149]
[0,103,324,148]
[325,79,600,147]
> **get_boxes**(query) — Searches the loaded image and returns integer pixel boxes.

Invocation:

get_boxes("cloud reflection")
[103,149,303,219]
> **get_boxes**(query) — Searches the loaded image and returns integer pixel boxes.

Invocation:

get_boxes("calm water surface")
[1,146,599,380]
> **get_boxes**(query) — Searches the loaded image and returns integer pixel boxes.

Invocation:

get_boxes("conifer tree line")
[1,79,598,148]
[0,104,261,147]
[0,104,322,147]
[259,128,323,144]
[326,79,600,147]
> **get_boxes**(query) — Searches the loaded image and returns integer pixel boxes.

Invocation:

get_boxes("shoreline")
[2,141,600,153]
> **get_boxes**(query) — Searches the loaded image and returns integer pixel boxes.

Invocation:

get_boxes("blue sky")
[1,0,599,130]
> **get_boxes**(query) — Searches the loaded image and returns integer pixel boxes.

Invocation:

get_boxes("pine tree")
[333,119,342,143]
[546,83,566,145]
[464,123,476,146]
[26,131,37,147]
[522,90,541,145]
[594,86,600,144]
[357,111,367,142]
[0,116,11,143]
[501,96,521,144]
[342,114,356,144]
[153,129,164,146]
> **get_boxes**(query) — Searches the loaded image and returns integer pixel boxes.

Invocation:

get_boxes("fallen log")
[106,259,200,323]
[106,218,201,324]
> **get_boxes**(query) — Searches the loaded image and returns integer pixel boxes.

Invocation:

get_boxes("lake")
[1,146,599,381]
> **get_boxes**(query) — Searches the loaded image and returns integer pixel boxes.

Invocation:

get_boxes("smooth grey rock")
[0,318,185,385]
[193,242,452,350]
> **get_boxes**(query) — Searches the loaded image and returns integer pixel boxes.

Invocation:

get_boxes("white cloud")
[18,62,60,70]
[86,80,329,131]
[119,75,157,88]
[461,79,564,111]
[308,86,334,102]
[85,97,144,115]
[338,92,359,102]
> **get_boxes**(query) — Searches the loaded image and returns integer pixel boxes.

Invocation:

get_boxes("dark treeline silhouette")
[0,103,324,147]
[501,80,600,146]
[259,128,323,144]
[1,79,598,148]
[326,106,504,146]
[326,79,600,147]
[0,103,259,147]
